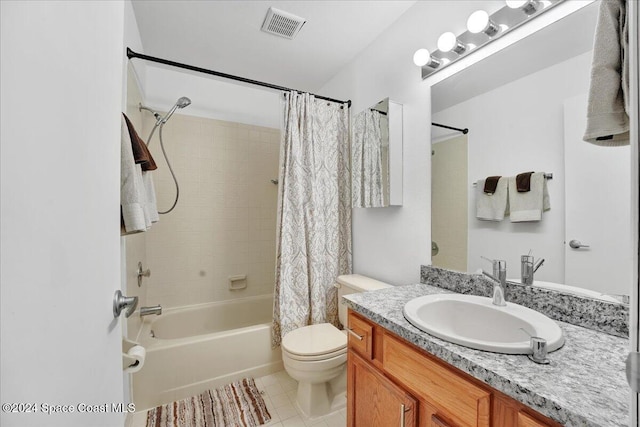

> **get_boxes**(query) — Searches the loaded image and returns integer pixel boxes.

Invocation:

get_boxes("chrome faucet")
[482,257,507,306]
[140,305,162,317]
[521,254,545,285]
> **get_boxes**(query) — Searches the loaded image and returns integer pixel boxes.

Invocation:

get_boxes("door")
[564,94,631,295]
[348,351,417,427]
[0,2,125,427]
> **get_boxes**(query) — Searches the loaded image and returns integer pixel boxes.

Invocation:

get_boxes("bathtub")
[132,294,283,410]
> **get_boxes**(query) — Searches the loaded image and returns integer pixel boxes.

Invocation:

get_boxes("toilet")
[281,274,391,418]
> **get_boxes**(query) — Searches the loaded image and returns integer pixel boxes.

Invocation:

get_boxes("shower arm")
[138,103,162,123]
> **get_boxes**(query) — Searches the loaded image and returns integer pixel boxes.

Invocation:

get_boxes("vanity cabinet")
[347,310,561,427]
[348,351,417,427]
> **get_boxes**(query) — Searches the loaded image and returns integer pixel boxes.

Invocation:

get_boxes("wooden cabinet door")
[348,311,374,359]
[518,411,553,427]
[383,334,490,427]
[493,393,560,427]
[348,351,417,427]
[431,413,455,426]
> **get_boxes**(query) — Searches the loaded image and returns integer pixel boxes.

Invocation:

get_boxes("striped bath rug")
[146,378,271,427]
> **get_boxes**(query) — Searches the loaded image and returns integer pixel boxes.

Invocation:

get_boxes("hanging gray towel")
[583,0,629,146]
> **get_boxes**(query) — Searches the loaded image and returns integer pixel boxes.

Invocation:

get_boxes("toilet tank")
[336,274,391,326]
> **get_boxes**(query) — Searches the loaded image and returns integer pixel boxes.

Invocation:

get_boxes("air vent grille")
[261,7,306,39]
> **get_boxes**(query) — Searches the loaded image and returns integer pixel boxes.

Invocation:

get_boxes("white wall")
[320,1,508,285]
[319,2,475,285]
[1,1,124,426]
[433,51,592,283]
[123,0,147,104]
[141,65,281,128]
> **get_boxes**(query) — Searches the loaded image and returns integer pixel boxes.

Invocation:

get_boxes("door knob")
[113,290,138,318]
[432,241,439,256]
[569,239,590,249]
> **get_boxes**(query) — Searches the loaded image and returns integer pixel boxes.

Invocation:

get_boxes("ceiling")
[131,1,417,93]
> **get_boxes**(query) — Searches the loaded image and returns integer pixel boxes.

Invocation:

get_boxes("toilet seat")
[282,323,347,361]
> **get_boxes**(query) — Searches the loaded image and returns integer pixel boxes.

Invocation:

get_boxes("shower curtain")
[272,91,352,348]
[352,109,384,208]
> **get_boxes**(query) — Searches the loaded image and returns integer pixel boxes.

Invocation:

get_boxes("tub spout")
[140,305,162,317]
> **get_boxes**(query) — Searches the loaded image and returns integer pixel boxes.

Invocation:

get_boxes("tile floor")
[130,370,346,427]
[256,371,346,427]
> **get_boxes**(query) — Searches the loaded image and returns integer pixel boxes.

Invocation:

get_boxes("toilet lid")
[282,323,347,357]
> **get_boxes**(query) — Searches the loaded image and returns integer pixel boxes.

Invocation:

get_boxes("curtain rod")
[127,48,351,108]
[432,122,469,134]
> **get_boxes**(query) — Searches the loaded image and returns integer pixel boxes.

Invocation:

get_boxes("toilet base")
[294,368,346,418]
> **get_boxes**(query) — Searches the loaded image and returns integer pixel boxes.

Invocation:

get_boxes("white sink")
[508,279,620,303]
[403,294,564,354]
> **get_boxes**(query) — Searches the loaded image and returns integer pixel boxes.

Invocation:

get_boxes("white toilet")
[281,274,391,418]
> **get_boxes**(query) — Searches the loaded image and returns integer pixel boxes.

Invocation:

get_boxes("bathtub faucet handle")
[137,262,151,287]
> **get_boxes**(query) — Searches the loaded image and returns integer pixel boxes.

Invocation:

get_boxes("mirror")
[352,98,403,207]
[430,2,630,300]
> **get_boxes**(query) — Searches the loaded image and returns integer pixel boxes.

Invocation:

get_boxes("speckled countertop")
[343,284,629,427]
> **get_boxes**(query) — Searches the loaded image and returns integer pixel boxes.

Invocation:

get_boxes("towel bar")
[472,173,552,187]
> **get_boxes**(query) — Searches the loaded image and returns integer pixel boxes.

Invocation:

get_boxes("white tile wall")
[124,64,149,338]
[143,114,280,308]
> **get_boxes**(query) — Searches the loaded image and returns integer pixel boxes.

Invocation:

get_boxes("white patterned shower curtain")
[352,109,384,208]
[272,91,352,348]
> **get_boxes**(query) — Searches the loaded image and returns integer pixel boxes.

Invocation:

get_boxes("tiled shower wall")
[124,64,148,337]
[144,113,280,308]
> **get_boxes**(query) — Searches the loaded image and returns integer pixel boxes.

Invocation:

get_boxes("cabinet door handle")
[400,403,411,427]
[347,328,364,341]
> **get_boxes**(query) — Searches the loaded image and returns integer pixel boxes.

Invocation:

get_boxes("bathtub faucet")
[140,305,162,317]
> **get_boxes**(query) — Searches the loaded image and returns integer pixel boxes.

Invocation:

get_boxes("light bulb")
[506,0,527,8]
[466,10,499,36]
[506,0,540,15]
[437,32,456,52]
[467,10,489,33]
[413,49,430,67]
[412,48,440,68]
[437,32,466,55]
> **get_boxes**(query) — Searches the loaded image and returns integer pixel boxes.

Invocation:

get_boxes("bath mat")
[145,378,271,427]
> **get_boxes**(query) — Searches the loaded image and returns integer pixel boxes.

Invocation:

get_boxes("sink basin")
[403,294,564,354]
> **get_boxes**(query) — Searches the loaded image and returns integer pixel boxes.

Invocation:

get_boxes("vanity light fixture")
[415,0,563,79]
[437,32,467,55]
[467,10,499,36]
[506,0,541,15]
[413,48,441,68]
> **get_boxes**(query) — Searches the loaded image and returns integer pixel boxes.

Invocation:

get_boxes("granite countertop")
[343,283,629,427]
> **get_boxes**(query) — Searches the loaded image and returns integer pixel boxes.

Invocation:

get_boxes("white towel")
[120,116,158,234]
[508,172,550,222]
[475,177,508,221]
[583,0,629,146]
[142,171,159,225]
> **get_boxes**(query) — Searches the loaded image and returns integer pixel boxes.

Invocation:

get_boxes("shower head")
[160,96,191,124]
[176,97,191,108]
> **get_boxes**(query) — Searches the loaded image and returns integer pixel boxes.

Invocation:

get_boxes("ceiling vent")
[261,7,306,40]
